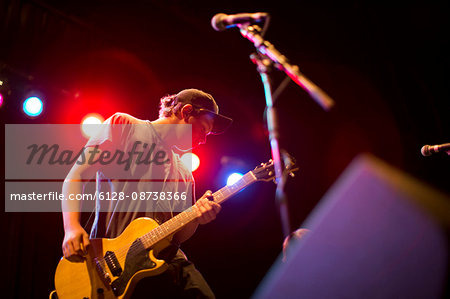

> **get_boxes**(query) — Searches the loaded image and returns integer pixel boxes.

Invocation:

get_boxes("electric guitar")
[54,159,297,298]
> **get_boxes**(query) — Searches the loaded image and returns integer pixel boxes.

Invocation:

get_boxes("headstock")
[252,157,298,182]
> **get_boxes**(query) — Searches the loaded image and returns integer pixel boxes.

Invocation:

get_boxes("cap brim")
[199,109,233,135]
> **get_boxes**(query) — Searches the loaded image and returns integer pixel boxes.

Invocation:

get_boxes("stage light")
[0,92,3,107]
[180,153,200,172]
[227,172,244,186]
[23,96,43,117]
[81,113,104,139]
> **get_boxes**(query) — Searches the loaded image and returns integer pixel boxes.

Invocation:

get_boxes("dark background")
[1,0,449,298]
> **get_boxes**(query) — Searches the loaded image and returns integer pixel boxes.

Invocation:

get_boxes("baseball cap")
[175,88,233,135]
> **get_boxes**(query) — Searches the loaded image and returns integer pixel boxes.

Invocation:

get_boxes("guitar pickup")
[104,251,123,277]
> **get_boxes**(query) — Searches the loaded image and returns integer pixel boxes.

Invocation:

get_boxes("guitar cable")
[49,290,57,299]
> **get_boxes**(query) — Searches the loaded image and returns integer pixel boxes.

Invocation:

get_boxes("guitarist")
[61,89,232,298]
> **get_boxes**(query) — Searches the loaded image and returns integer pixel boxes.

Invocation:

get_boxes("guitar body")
[54,218,171,299]
[53,160,289,298]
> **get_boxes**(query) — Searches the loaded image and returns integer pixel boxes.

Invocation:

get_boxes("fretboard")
[140,171,257,249]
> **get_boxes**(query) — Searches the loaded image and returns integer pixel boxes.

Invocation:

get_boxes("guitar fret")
[142,169,259,249]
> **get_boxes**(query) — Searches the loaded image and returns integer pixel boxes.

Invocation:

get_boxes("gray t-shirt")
[85,113,194,239]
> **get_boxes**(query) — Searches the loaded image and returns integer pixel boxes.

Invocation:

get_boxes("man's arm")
[61,147,101,262]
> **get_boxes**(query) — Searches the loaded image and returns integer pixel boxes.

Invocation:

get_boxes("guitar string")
[94,173,255,270]
[95,179,255,278]
[93,173,256,273]
[96,173,256,270]
[95,192,215,268]
[94,206,199,271]
[94,199,206,274]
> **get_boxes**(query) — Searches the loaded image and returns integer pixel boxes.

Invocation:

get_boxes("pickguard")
[110,238,157,296]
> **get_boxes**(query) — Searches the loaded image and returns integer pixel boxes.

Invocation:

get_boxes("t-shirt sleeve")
[85,113,134,150]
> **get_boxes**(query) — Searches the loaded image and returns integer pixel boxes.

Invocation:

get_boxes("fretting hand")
[194,190,221,225]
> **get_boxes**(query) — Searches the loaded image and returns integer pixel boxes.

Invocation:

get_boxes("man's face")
[188,113,214,147]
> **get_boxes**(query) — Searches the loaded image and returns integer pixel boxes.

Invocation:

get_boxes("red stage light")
[180,153,200,172]
[81,113,104,139]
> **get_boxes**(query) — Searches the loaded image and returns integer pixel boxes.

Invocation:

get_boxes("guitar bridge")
[94,257,111,285]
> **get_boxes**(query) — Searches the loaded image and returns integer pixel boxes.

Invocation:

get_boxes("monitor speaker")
[253,154,449,299]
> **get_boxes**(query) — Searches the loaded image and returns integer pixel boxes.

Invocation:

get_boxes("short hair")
[158,93,207,119]
[158,94,183,118]
[159,89,233,134]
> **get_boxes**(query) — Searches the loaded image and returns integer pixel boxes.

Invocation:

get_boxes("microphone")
[420,143,450,156]
[211,12,269,31]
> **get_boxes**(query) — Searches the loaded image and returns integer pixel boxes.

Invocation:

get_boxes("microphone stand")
[239,24,335,111]
[238,23,335,239]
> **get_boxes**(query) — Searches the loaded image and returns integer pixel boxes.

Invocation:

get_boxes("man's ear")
[180,104,194,121]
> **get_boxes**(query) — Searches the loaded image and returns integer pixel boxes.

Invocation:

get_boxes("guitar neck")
[140,171,258,249]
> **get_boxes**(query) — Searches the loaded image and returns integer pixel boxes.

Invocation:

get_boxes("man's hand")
[62,224,90,262]
[195,190,221,225]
